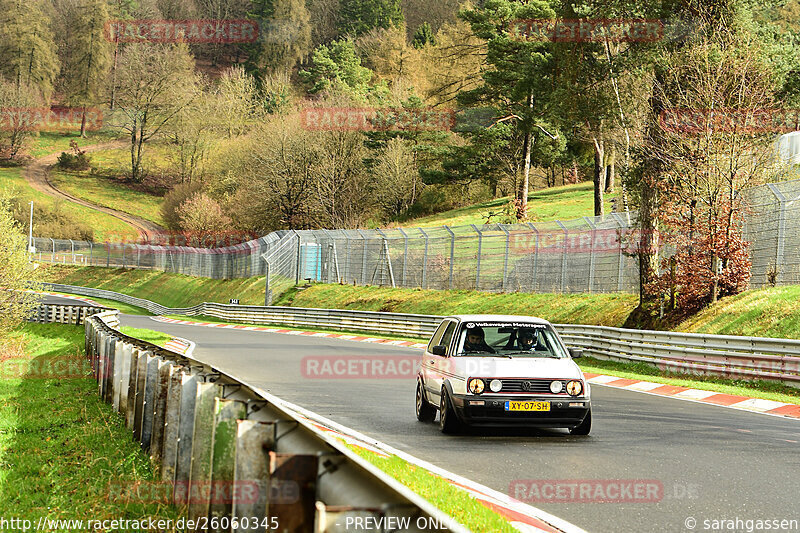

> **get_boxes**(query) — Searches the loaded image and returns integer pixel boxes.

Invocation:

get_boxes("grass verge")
[276,284,637,327]
[402,182,619,228]
[0,167,137,241]
[578,356,800,404]
[119,327,173,348]
[0,323,182,520]
[345,444,516,533]
[45,265,267,308]
[50,170,165,227]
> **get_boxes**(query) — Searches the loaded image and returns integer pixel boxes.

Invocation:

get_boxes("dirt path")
[23,140,165,240]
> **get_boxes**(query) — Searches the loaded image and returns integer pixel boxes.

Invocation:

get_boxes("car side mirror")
[431,345,447,356]
[569,347,584,359]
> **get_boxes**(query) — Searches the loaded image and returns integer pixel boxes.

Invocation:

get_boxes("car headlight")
[550,380,563,394]
[566,380,583,396]
[489,379,502,393]
[468,378,485,394]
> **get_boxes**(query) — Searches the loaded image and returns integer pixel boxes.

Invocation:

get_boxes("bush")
[161,181,203,230]
[56,141,91,170]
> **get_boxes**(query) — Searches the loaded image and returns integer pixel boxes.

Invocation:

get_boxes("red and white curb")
[260,392,586,533]
[163,337,195,356]
[584,373,800,420]
[32,290,101,306]
[150,316,800,421]
[151,316,429,348]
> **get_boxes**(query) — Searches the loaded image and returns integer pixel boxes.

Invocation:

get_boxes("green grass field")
[404,182,620,228]
[30,130,123,158]
[0,166,138,241]
[89,143,174,179]
[50,169,166,226]
[0,323,182,520]
[46,265,267,308]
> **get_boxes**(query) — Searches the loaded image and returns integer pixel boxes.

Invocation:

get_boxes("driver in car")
[463,327,496,353]
[517,328,538,351]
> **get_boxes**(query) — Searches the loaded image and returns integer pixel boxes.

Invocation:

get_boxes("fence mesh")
[32,179,800,299]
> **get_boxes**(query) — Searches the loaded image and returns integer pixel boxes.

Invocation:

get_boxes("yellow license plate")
[504,401,550,412]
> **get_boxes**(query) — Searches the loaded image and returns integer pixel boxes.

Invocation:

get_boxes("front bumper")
[451,394,590,427]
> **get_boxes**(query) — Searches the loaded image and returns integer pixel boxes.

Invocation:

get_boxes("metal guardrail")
[28,303,120,328]
[49,282,800,387]
[85,306,468,532]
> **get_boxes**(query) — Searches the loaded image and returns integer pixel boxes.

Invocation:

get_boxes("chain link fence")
[32,179,800,301]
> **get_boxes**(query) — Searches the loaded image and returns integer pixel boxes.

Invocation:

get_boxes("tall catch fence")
[33,179,800,301]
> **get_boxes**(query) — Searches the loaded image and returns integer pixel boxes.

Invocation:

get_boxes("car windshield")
[455,321,568,359]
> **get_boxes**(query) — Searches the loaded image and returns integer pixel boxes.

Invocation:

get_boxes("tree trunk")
[517,91,534,220]
[592,135,605,217]
[605,144,615,193]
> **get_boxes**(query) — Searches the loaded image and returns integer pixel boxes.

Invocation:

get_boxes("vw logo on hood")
[521,381,534,391]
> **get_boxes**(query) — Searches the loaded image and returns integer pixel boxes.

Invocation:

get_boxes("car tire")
[569,408,592,435]
[439,388,461,434]
[416,380,436,422]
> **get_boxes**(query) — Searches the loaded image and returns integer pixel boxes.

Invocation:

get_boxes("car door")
[424,319,458,403]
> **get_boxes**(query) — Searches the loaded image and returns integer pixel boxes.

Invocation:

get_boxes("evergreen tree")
[60,0,113,136]
[412,22,435,48]
[338,0,404,37]
[0,0,59,100]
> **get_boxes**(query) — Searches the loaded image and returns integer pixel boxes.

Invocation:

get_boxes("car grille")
[493,379,567,394]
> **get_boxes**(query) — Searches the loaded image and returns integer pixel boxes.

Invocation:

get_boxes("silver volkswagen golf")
[415,315,591,434]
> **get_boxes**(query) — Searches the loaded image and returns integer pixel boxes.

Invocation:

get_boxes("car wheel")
[569,408,592,435]
[416,380,436,422]
[439,388,461,434]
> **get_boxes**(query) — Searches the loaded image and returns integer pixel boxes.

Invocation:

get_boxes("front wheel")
[439,388,461,434]
[416,380,436,422]
[569,409,592,435]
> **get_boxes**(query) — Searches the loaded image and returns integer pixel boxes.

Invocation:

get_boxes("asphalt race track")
[116,313,799,533]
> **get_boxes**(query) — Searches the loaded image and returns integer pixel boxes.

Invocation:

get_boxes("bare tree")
[108,43,197,182]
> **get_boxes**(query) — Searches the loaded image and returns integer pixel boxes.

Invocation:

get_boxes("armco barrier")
[28,303,117,327]
[48,282,800,387]
[85,307,468,532]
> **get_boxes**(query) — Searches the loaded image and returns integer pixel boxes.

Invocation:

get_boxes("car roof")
[444,314,552,326]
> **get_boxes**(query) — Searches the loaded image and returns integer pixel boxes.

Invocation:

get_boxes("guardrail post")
[112,341,125,411]
[132,351,151,440]
[125,348,140,429]
[268,452,318,531]
[187,381,220,521]
[150,361,173,468]
[174,373,200,500]
[51,238,55,263]
[161,368,185,483]
[118,344,133,417]
[209,399,248,530]
[140,355,162,451]
[233,420,276,532]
